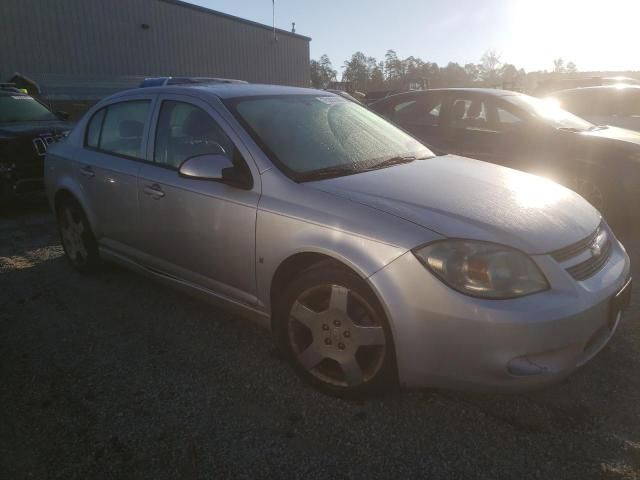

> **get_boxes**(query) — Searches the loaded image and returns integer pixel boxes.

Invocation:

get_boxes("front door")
[137,95,260,303]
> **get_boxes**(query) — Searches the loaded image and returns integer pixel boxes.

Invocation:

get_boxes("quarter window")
[393,97,442,126]
[154,101,234,169]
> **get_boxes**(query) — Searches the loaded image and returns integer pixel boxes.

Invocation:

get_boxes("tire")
[274,263,397,397]
[56,198,100,272]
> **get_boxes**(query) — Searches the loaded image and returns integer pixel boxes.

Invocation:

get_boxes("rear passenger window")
[85,108,105,148]
[98,101,150,159]
[393,98,442,126]
[154,101,234,169]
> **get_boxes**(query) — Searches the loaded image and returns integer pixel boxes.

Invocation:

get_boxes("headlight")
[413,240,549,299]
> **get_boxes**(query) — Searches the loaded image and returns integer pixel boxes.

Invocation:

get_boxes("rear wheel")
[56,199,100,272]
[275,263,396,397]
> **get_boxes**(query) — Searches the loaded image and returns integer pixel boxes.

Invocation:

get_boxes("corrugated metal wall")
[0,0,311,86]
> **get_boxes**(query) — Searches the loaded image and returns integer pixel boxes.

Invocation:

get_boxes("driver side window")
[154,101,234,169]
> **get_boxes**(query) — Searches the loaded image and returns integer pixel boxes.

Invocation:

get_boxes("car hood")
[0,120,72,139]
[580,125,640,146]
[308,155,601,254]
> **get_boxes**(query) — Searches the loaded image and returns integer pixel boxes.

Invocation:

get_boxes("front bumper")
[368,231,631,391]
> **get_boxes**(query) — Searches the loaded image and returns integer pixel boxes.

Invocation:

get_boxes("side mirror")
[179,154,234,181]
[56,110,70,120]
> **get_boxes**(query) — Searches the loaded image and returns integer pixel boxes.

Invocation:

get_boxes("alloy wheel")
[60,207,89,266]
[287,283,387,387]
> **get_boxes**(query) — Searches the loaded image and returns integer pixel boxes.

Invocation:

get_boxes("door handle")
[79,165,95,177]
[143,183,165,198]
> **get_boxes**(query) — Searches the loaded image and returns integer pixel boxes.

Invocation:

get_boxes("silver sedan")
[45,84,632,396]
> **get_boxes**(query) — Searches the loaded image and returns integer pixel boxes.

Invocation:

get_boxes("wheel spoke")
[352,325,385,347]
[297,344,324,370]
[329,285,349,312]
[290,301,320,329]
[340,357,364,386]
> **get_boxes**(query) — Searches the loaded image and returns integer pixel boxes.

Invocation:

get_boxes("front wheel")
[274,263,396,397]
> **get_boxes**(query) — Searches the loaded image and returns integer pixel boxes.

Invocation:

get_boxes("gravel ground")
[1,205,640,480]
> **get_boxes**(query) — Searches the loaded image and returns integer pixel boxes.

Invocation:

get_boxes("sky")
[191,0,640,74]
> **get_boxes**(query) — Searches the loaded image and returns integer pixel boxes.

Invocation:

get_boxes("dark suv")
[0,84,72,207]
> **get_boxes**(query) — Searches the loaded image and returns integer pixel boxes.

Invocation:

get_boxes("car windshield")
[225,94,433,181]
[503,94,594,131]
[0,95,58,123]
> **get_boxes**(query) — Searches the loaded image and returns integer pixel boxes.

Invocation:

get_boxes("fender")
[46,151,100,237]
[255,170,442,311]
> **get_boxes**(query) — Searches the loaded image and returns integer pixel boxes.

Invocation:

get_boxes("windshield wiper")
[360,155,418,172]
[298,154,429,182]
[587,125,609,131]
[297,165,362,182]
[557,127,584,133]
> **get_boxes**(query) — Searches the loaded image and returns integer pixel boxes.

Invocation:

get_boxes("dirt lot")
[1,205,639,480]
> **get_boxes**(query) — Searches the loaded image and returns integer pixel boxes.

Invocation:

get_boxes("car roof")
[369,88,521,107]
[423,88,520,96]
[551,84,640,96]
[109,83,329,102]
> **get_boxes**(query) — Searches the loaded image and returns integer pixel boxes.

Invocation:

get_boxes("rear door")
[136,94,260,303]
[76,96,155,251]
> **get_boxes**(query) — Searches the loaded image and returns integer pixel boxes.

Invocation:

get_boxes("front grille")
[551,228,601,262]
[566,237,612,280]
[550,223,611,281]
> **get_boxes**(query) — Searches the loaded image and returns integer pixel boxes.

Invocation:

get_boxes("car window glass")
[99,100,150,159]
[154,101,234,169]
[610,91,640,116]
[85,108,105,148]
[228,95,431,176]
[497,106,523,127]
[450,98,494,132]
[0,95,58,122]
[393,97,442,126]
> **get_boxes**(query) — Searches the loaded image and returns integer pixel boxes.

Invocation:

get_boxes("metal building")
[0,0,311,115]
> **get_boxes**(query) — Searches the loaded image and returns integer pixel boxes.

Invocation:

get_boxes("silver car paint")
[309,155,601,254]
[45,84,631,390]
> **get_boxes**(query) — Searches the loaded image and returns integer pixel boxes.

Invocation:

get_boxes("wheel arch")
[268,249,392,335]
[52,182,98,235]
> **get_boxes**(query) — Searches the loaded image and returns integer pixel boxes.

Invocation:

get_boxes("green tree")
[440,62,470,87]
[480,49,502,85]
[342,51,372,91]
[384,50,404,80]
[310,54,337,89]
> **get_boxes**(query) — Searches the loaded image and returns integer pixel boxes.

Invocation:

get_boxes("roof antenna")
[291,22,296,33]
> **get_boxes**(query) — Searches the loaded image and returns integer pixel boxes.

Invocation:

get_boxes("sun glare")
[506,0,640,71]
[505,170,570,209]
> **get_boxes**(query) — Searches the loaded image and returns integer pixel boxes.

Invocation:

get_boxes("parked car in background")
[534,76,640,96]
[45,84,631,396]
[548,85,640,132]
[370,88,640,223]
[0,84,72,208]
